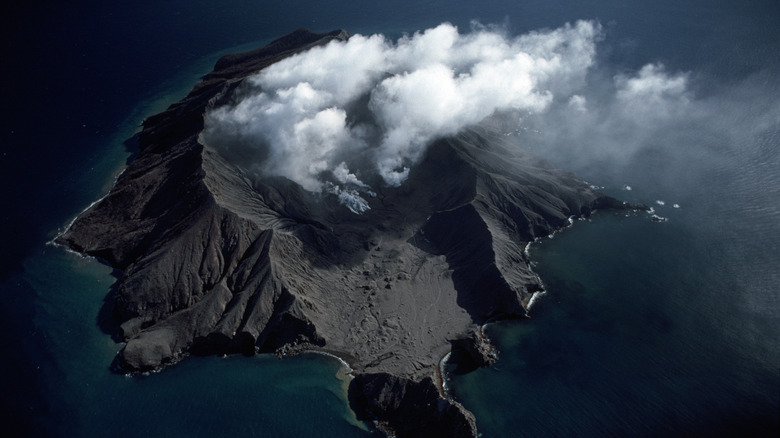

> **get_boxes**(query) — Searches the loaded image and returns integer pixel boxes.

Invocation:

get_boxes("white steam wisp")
[201,20,602,212]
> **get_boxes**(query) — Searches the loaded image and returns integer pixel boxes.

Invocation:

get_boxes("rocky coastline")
[55,28,633,436]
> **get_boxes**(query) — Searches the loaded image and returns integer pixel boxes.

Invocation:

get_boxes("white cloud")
[202,21,603,211]
[614,63,690,122]
[568,95,588,112]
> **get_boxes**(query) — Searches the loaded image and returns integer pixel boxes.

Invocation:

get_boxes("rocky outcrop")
[56,28,632,437]
[349,373,478,438]
[452,327,498,369]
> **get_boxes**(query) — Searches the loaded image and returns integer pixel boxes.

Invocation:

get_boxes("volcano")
[56,28,632,437]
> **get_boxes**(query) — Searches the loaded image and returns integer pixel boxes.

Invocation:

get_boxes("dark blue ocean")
[1,1,778,436]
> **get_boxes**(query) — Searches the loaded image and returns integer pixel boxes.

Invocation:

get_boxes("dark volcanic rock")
[56,28,631,437]
[451,327,498,369]
[349,373,478,438]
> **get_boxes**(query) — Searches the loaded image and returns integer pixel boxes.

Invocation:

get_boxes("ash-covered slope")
[56,28,629,437]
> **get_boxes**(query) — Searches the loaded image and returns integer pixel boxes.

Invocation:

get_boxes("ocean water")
[2,1,778,436]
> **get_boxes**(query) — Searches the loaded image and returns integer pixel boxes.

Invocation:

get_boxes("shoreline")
[48,168,128,250]
[436,351,452,398]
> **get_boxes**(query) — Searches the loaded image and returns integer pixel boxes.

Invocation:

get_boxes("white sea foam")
[656,200,665,206]
[46,194,111,259]
[309,350,355,377]
[438,351,452,397]
[48,168,127,253]
[527,290,547,310]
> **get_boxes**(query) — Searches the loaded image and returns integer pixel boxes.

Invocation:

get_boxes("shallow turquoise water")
[25,248,369,437]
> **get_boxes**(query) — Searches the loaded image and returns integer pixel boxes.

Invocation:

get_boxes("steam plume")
[202,21,779,214]
[202,21,601,211]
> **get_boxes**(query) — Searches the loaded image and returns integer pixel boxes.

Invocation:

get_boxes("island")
[56,28,632,437]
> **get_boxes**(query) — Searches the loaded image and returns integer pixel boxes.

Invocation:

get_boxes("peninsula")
[56,28,630,437]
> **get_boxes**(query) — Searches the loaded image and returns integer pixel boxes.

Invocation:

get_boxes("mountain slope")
[55,28,630,437]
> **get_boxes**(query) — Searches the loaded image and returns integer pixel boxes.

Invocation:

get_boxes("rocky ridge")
[56,28,630,437]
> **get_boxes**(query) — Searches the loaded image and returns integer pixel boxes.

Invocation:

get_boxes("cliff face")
[56,28,627,437]
[349,373,478,437]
